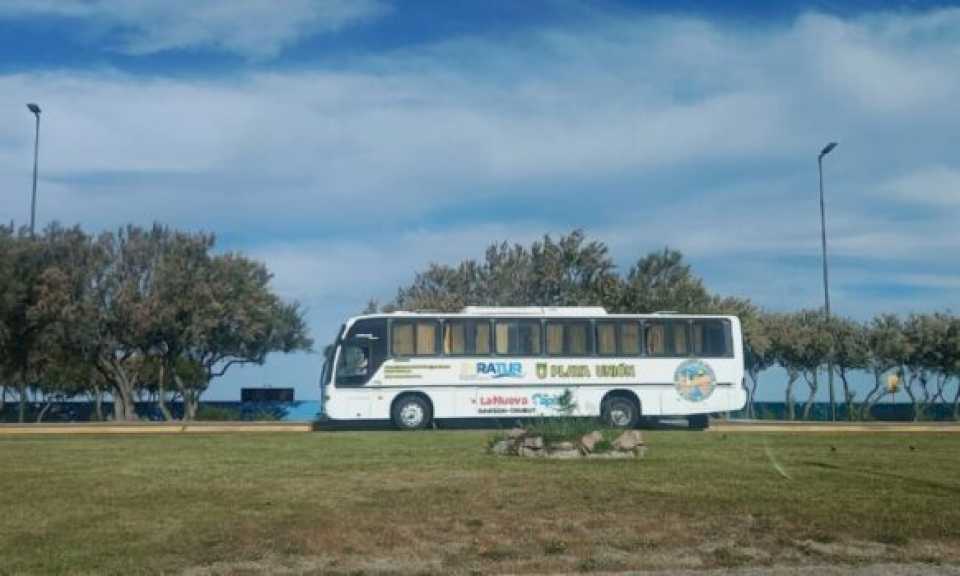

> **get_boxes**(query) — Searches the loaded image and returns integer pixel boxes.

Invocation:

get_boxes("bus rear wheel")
[601,395,639,428]
[391,395,432,430]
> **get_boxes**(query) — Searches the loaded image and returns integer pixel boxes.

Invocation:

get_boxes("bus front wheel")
[601,395,639,428]
[391,395,433,430]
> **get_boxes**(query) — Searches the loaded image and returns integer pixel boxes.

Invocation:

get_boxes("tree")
[901,313,950,421]
[0,224,15,419]
[618,248,711,313]
[45,226,157,420]
[707,296,773,418]
[859,314,908,419]
[829,317,870,420]
[768,311,831,420]
[149,243,313,420]
[390,230,621,312]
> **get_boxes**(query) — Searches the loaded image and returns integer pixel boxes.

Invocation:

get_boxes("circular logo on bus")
[674,359,716,402]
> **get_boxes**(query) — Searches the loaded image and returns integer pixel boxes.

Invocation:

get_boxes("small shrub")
[195,406,242,421]
[246,408,282,421]
[543,539,568,555]
[593,439,612,452]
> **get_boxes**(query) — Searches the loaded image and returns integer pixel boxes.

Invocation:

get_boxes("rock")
[519,446,544,458]
[552,441,575,451]
[522,436,544,449]
[546,448,581,459]
[490,440,514,456]
[506,427,527,439]
[580,431,603,453]
[612,430,643,451]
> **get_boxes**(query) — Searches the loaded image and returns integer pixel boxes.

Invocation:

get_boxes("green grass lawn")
[1,430,958,575]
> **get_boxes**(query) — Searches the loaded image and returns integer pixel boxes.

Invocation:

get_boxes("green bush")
[195,406,242,421]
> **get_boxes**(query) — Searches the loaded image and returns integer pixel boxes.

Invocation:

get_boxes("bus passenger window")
[693,320,730,357]
[415,321,438,356]
[645,322,666,356]
[444,320,491,355]
[620,322,641,355]
[444,321,466,354]
[475,322,491,354]
[519,322,541,355]
[567,322,590,355]
[495,320,541,356]
[546,323,564,355]
[597,323,617,356]
[392,322,414,356]
[671,321,690,356]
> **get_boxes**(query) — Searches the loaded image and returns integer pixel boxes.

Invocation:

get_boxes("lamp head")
[819,142,837,158]
[27,103,41,115]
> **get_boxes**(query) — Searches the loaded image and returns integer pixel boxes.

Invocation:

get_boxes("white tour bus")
[319,307,746,430]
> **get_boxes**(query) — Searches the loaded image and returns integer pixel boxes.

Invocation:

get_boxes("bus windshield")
[319,325,345,389]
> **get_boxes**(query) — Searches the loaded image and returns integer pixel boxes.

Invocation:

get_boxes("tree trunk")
[156,363,173,421]
[0,385,6,420]
[18,383,27,423]
[904,372,919,422]
[36,399,54,423]
[184,390,199,421]
[110,383,138,421]
[93,387,104,421]
[104,360,139,421]
[953,379,960,421]
[171,372,202,421]
[747,370,760,419]
[860,369,884,420]
[785,371,798,421]
[801,371,818,421]
[838,369,854,421]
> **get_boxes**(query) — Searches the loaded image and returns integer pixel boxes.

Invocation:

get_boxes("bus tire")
[601,394,639,428]
[688,414,709,430]
[391,394,433,430]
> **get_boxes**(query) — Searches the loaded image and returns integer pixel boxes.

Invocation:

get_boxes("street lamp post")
[818,141,838,421]
[27,103,41,237]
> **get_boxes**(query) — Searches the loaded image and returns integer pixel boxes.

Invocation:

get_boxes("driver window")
[338,344,370,377]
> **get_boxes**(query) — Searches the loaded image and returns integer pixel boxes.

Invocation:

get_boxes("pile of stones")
[489,428,646,459]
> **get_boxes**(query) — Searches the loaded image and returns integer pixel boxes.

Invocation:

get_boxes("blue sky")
[1,0,959,402]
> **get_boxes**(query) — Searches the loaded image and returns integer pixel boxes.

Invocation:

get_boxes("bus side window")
[495,320,541,356]
[444,320,492,356]
[415,321,438,356]
[620,322,641,355]
[391,320,440,356]
[596,322,617,356]
[392,322,415,356]
[645,322,666,356]
[693,320,730,357]
[671,320,690,356]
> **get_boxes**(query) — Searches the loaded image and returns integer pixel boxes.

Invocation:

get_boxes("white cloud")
[3,7,960,398]
[882,166,960,206]
[0,0,388,59]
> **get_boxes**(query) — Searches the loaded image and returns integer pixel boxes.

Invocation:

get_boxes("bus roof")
[358,306,737,319]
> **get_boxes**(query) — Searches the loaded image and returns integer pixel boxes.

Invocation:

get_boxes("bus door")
[335,319,388,418]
